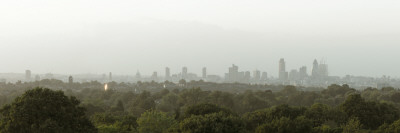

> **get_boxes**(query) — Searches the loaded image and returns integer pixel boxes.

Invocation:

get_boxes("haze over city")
[1,0,400,77]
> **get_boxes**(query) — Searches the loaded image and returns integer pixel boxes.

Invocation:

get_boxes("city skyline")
[0,58,398,80]
[2,57,398,79]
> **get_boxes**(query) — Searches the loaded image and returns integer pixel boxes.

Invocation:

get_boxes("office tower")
[226,64,239,82]
[319,64,329,77]
[299,66,308,79]
[165,67,170,79]
[182,67,188,79]
[289,69,299,81]
[69,76,73,84]
[279,58,288,80]
[202,67,207,79]
[25,70,31,81]
[312,59,319,78]
[244,71,251,82]
[152,71,158,78]
[261,72,268,81]
[253,69,261,81]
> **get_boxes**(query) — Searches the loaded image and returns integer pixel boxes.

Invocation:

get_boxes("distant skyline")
[1,0,399,77]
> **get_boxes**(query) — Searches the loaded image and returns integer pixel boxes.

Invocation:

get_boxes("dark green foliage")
[137,110,176,133]
[91,113,138,133]
[183,103,233,119]
[340,94,400,129]
[377,119,400,133]
[305,103,332,126]
[255,116,313,133]
[2,81,400,132]
[0,87,96,133]
[243,104,306,131]
[322,84,355,97]
[180,112,245,133]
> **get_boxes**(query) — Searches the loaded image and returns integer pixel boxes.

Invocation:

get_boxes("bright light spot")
[104,83,108,91]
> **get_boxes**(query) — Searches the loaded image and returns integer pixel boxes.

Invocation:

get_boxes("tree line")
[1,80,400,132]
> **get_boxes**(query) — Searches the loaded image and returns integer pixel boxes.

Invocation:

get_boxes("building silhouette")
[312,59,319,78]
[279,58,288,80]
[253,69,261,82]
[165,67,170,80]
[25,70,31,81]
[202,67,207,79]
[225,64,244,82]
[261,72,268,81]
[182,67,188,79]
[299,66,308,80]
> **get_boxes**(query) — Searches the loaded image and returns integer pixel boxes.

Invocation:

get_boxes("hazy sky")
[1,0,399,77]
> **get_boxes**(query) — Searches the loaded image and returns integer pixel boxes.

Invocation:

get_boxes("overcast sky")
[0,0,399,77]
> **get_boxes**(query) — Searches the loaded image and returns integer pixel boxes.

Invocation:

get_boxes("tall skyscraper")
[261,72,268,81]
[225,64,245,82]
[253,69,261,81]
[152,71,158,80]
[279,58,288,80]
[202,67,207,79]
[299,66,308,79]
[244,71,251,82]
[25,70,31,81]
[182,67,188,79]
[312,59,319,78]
[289,69,299,81]
[319,64,329,77]
[165,67,170,79]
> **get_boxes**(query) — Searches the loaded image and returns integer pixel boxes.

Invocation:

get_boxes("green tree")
[340,94,399,129]
[182,103,233,119]
[377,119,400,133]
[180,112,245,133]
[255,116,313,133]
[137,110,176,133]
[0,87,96,133]
[341,118,362,133]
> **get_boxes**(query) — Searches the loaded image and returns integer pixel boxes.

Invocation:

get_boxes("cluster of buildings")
[1,58,399,89]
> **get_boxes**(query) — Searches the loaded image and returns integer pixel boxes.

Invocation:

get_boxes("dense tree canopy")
[1,80,400,132]
[0,87,96,133]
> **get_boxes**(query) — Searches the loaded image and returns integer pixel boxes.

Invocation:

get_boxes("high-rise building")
[312,59,319,78]
[244,71,251,82]
[299,66,308,79]
[165,67,170,79]
[279,58,288,80]
[69,76,73,84]
[182,67,188,79]
[152,71,158,80]
[253,69,261,81]
[319,64,329,77]
[289,69,299,81]
[261,72,268,81]
[202,67,207,79]
[227,64,238,82]
[25,70,31,81]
